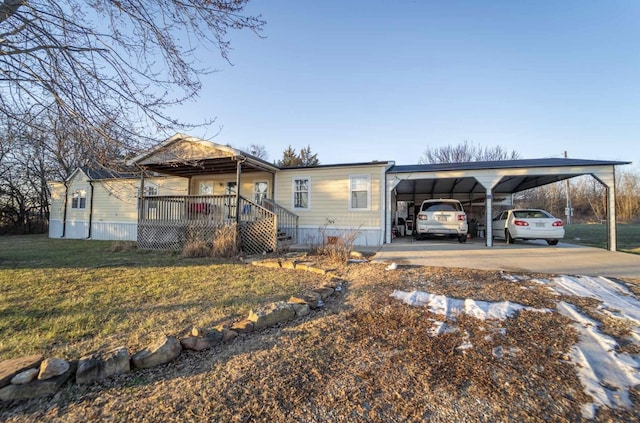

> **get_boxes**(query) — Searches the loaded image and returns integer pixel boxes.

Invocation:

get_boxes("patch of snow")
[556,301,640,417]
[392,274,640,417]
[390,290,549,320]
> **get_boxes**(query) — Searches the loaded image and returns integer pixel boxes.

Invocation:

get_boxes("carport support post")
[385,177,402,243]
[475,176,503,247]
[593,168,618,252]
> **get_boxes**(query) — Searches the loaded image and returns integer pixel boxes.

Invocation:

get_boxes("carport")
[385,158,631,251]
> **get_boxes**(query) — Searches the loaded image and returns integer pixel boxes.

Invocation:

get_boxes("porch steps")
[277,231,292,242]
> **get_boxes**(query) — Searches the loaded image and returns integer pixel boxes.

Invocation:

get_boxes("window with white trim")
[71,189,86,209]
[349,175,370,210]
[253,181,268,205]
[199,181,213,195]
[293,178,310,209]
[136,184,159,215]
[144,185,158,196]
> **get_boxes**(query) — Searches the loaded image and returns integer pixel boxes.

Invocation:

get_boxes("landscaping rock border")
[0,259,345,403]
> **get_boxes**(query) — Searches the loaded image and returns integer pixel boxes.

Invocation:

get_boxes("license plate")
[535,223,545,227]
[437,216,448,222]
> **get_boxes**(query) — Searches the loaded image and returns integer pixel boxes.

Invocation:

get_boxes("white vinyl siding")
[349,175,370,210]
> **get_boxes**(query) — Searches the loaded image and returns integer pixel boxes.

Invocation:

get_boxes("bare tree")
[0,1,265,157]
[245,144,269,160]
[616,167,640,222]
[419,140,520,164]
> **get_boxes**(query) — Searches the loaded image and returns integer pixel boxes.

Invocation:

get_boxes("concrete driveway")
[371,237,640,280]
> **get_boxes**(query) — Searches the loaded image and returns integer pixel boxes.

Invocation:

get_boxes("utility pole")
[564,151,572,224]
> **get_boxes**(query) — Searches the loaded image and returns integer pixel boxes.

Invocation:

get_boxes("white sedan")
[492,209,565,245]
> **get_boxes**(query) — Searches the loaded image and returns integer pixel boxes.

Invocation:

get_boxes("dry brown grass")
[107,241,136,253]
[1,261,639,422]
[181,224,239,259]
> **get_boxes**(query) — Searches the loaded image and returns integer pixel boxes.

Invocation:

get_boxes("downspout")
[61,182,69,238]
[87,180,95,239]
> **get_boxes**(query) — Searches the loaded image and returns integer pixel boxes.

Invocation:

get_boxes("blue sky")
[170,0,639,166]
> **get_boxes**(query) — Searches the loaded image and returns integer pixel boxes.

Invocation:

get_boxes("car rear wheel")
[458,234,467,243]
[547,239,558,246]
[505,229,514,244]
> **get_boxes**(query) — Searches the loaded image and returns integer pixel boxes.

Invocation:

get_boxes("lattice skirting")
[138,218,277,253]
[138,221,225,250]
[239,217,277,255]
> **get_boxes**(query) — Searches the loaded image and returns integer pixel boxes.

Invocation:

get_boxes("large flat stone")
[0,354,43,388]
[0,361,76,402]
[132,335,182,369]
[248,301,295,330]
[76,347,130,385]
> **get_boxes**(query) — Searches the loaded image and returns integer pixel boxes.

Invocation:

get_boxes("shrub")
[307,219,361,264]
[181,239,211,258]
[181,223,239,258]
[211,223,238,258]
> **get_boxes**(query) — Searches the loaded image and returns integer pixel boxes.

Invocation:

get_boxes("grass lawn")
[0,235,326,361]
[564,223,640,253]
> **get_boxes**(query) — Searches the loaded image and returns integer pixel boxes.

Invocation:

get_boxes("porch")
[137,194,298,254]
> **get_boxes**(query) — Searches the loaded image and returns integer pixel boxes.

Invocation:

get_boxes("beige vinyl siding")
[275,164,386,228]
[93,177,188,223]
[190,172,274,200]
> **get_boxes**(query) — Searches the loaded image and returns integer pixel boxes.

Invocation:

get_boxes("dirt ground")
[1,259,639,422]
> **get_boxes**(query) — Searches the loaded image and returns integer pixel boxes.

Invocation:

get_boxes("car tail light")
[552,220,564,227]
[418,215,428,220]
[457,214,466,221]
[513,220,529,226]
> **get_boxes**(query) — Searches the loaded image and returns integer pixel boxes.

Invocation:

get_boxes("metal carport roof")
[385,157,631,250]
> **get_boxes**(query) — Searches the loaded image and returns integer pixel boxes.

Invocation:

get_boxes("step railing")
[262,198,299,244]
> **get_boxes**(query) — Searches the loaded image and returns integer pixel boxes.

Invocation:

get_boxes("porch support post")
[138,169,145,221]
[235,156,245,225]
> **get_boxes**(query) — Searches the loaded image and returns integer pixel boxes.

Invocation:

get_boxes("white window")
[199,181,213,195]
[144,185,158,196]
[254,181,268,205]
[137,184,159,214]
[71,189,86,209]
[349,175,370,210]
[293,178,310,209]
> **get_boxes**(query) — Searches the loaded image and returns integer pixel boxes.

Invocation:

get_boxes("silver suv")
[415,199,468,243]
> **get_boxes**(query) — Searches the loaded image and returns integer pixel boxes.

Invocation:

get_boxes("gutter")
[61,182,69,238]
[87,180,94,239]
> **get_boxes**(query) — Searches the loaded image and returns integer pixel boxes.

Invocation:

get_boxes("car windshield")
[513,210,552,219]
[422,201,462,212]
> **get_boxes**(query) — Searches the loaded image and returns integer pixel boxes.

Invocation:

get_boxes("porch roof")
[128,133,279,177]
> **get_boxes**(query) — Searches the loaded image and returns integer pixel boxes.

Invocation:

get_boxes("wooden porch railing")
[139,194,239,222]
[263,198,299,244]
[137,195,294,254]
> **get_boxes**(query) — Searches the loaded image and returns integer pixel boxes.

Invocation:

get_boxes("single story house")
[49,134,630,252]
